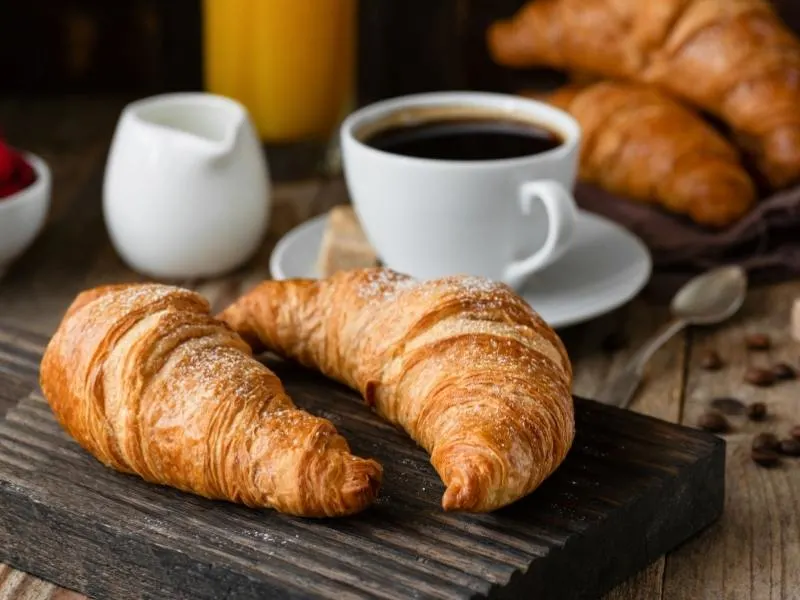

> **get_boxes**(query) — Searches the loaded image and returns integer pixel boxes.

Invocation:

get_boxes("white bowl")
[0,152,51,277]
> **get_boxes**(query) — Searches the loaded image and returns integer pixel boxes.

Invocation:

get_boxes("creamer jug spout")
[126,92,249,162]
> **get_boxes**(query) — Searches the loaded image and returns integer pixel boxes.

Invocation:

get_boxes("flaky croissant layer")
[219,268,575,512]
[530,81,756,228]
[489,0,800,189]
[40,283,381,517]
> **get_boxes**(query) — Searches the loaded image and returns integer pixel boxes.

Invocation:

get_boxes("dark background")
[4,1,798,106]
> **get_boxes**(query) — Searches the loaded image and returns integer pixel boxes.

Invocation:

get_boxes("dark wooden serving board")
[0,323,725,600]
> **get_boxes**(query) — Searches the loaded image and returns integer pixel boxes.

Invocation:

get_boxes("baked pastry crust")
[40,283,381,517]
[219,268,575,512]
[489,0,800,188]
[530,81,756,227]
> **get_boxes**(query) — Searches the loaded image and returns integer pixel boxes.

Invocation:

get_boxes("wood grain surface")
[0,325,724,600]
[0,96,799,598]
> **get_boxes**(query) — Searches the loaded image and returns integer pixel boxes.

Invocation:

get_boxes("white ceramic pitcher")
[103,93,270,279]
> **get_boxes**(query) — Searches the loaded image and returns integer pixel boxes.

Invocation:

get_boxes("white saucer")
[269,210,652,329]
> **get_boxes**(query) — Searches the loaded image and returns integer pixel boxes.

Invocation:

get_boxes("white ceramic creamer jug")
[103,93,270,279]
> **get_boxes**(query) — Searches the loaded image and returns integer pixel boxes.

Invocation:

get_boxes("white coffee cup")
[340,91,581,289]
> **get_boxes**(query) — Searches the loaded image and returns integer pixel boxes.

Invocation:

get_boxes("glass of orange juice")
[203,0,356,143]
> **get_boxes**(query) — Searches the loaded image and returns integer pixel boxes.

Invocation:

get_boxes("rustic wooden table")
[0,97,798,599]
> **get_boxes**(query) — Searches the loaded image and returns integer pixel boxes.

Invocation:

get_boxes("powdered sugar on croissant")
[219,268,574,512]
[40,283,381,517]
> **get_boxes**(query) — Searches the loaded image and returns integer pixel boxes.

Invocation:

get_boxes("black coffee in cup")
[363,115,563,161]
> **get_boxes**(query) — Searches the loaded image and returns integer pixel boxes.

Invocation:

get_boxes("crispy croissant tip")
[487,19,533,67]
[437,445,498,512]
[486,22,510,60]
[337,457,383,516]
[441,474,484,512]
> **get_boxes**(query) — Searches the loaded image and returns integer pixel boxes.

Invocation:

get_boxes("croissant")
[488,0,800,189]
[218,268,575,512]
[40,283,382,517]
[527,81,756,227]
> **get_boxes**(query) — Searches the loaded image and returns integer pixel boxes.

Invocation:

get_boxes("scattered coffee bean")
[771,362,797,380]
[700,349,723,370]
[744,367,775,387]
[746,402,768,421]
[601,332,627,353]
[752,432,780,453]
[778,438,800,456]
[745,332,771,350]
[791,425,800,441]
[697,410,729,433]
[710,397,745,415]
[751,449,781,468]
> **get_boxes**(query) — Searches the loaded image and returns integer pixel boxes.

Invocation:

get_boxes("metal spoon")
[597,265,748,409]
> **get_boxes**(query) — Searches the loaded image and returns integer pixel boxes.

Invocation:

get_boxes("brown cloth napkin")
[575,183,800,302]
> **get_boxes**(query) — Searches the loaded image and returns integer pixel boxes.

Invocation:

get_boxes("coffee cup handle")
[502,180,578,289]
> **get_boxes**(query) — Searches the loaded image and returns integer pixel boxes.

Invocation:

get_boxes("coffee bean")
[778,438,800,456]
[745,332,771,350]
[791,425,800,441]
[709,397,745,415]
[752,432,780,453]
[751,449,781,468]
[601,332,627,353]
[746,402,768,421]
[744,367,775,387]
[771,362,797,380]
[700,349,723,370]
[697,410,729,433]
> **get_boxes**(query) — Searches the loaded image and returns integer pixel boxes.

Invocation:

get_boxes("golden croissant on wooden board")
[526,82,757,228]
[39,283,382,517]
[218,268,575,513]
[488,0,800,189]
